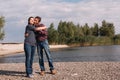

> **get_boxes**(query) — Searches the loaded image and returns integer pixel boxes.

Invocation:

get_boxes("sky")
[0,0,120,43]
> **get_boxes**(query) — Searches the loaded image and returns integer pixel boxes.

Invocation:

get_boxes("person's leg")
[43,40,57,74]
[30,46,36,74]
[37,42,45,71]
[37,42,45,76]
[24,43,32,76]
[43,40,54,71]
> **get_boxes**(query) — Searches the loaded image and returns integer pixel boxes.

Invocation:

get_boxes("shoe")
[32,71,35,75]
[27,74,34,78]
[40,71,45,76]
[51,69,57,75]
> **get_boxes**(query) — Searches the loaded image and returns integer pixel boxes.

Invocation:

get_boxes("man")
[34,16,57,76]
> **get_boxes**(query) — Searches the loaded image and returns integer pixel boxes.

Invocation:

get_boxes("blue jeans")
[24,43,36,75]
[37,40,54,71]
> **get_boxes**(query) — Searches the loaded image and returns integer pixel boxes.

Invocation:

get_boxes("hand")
[25,33,29,37]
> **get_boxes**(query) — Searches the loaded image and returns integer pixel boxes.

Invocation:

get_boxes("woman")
[24,16,36,78]
[24,17,46,78]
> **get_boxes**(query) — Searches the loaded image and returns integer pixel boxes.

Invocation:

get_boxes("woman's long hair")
[28,16,34,24]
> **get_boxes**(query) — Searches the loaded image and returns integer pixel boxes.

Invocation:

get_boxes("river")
[0,45,120,63]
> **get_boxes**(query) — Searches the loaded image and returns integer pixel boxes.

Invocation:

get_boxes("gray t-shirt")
[24,24,36,46]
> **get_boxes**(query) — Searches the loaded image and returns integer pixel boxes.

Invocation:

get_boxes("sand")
[0,43,24,56]
[0,62,120,80]
[0,43,69,56]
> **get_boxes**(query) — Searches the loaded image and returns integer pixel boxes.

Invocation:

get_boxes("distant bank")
[0,43,69,56]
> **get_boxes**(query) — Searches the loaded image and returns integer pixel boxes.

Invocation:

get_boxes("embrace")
[24,16,57,78]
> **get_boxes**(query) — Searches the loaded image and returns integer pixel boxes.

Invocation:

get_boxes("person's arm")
[24,26,29,37]
[35,26,47,31]
[29,25,47,31]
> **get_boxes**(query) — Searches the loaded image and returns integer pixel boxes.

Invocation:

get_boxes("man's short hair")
[35,16,41,22]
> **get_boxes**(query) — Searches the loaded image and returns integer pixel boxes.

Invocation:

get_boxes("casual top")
[35,24,48,41]
[24,24,36,46]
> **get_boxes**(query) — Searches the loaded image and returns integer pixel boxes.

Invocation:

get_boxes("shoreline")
[0,43,69,56]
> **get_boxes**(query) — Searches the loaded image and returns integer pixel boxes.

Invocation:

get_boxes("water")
[0,45,120,63]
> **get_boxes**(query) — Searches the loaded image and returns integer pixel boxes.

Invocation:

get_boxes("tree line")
[0,16,120,46]
[48,20,120,46]
[0,16,5,40]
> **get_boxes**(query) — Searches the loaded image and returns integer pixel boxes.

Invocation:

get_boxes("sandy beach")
[0,43,69,56]
[0,62,120,80]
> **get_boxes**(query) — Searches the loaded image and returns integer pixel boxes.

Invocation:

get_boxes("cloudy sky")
[0,0,120,43]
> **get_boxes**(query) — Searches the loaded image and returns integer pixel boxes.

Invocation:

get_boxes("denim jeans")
[24,43,36,75]
[37,39,54,71]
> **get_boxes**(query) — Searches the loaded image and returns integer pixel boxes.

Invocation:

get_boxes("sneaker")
[27,74,34,78]
[32,71,35,75]
[51,69,57,75]
[40,71,45,76]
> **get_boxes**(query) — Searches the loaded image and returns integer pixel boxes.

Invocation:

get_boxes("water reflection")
[0,45,120,63]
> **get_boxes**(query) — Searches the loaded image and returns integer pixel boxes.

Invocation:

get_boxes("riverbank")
[0,43,69,56]
[0,62,120,80]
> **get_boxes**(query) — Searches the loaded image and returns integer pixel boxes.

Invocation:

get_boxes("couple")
[24,16,56,78]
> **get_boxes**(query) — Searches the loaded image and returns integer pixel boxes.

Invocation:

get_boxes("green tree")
[92,23,99,36]
[57,21,67,44]
[82,23,91,36]
[106,23,115,37]
[82,23,91,43]
[113,34,120,44]
[100,20,107,36]
[48,23,58,44]
[73,24,84,43]
[100,20,115,37]
[0,16,5,40]
[66,22,75,43]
